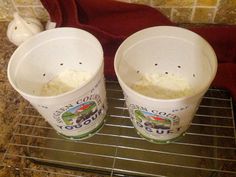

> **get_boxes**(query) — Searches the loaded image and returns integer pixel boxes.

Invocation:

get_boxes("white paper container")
[8,27,107,140]
[114,26,217,143]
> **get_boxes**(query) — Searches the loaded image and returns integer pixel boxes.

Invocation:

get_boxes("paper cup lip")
[114,26,218,102]
[7,27,104,100]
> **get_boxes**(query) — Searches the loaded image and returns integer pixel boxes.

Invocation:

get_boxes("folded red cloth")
[213,63,236,97]
[190,26,236,63]
[41,0,236,101]
[41,0,173,79]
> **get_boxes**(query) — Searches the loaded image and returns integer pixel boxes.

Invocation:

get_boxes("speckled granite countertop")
[0,22,21,158]
[0,22,107,177]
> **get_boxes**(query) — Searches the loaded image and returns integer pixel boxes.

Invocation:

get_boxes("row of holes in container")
[136,64,196,77]
[41,62,196,78]
[42,62,83,77]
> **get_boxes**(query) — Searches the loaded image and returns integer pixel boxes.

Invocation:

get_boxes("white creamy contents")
[132,73,193,99]
[41,69,91,96]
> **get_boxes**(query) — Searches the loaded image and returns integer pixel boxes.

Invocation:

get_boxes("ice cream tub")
[8,27,107,140]
[114,26,217,143]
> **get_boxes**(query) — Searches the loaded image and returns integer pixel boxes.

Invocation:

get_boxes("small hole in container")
[165,72,168,74]
[154,63,158,66]
[178,65,181,68]
[60,63,63,66]
[193,74,196,77]
[137,70,140,74]
[14,26,17,30]
[79,62,82,65]
[43,73,46,77]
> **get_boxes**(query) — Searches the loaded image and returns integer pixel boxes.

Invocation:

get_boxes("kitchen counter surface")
[0,21,107,177]
[1,21,235,177]
[0,22,21,161]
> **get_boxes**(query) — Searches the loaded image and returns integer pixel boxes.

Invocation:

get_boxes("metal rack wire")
[3,81,236,177]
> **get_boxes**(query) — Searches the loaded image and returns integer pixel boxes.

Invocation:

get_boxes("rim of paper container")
[7,27,104,100]
[114,26,218,102]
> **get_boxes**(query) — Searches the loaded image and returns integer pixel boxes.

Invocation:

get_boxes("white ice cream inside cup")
[41,69,92,96]
[131,72,193,99]
[115,26,217,100]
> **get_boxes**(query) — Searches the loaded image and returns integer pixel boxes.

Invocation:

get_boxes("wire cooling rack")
[3,81,236,177]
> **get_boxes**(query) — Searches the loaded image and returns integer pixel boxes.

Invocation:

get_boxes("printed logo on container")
[62,101,98,126]
[129,104,181,135]
[53,94,105,131]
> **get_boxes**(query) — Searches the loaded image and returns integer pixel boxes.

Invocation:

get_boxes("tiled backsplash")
[0,0,236,24]
[0,0,48,21]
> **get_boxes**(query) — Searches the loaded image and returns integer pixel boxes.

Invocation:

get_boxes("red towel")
[40,0,173,79]
[41,0,236,101]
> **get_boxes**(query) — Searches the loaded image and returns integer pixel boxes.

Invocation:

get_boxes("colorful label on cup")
[52,94,106,139]
[35,77,107,139]
[61,101,99,126]
[129,104,183,141]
